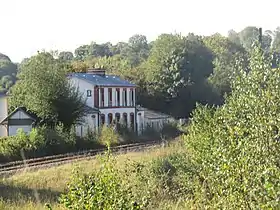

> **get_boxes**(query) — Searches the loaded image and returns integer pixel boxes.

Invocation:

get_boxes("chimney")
[87,68,106,76]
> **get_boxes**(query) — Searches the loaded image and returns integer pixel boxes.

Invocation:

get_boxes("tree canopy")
[9,52,87,130]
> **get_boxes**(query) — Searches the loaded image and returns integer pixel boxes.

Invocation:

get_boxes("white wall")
[144,118,172,131]
[75,113,98,137]
[70,77,95,108]
[136,110,145,135]
[0,97,8,137]
[9,125,32,136]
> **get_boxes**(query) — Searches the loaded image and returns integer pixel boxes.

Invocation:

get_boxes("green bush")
[60,151,149,210]
[184,45,280,208]
[160,121,181,139]
[98,125,119,148]
[0,125,89,162]
[0,128,46,162]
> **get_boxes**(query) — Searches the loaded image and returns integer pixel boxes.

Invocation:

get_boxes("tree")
[118,34,150,66]
[0,53,18,92]
[203,34,247,97]
[185,44,280,208]
[142,33,214,117]
[228,29,241,46]
[74,45,90,60]
[58,51,74,61]
[9,52,87,130]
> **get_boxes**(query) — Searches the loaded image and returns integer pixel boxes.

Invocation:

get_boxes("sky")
[1,0,280,62]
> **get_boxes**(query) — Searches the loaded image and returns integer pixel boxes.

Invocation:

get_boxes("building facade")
[69,69,139,136]
[0,93,8,136]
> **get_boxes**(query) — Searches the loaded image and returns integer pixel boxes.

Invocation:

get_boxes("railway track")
[0,141,160,176]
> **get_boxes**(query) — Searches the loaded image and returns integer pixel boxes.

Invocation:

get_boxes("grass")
[0,139,184,210]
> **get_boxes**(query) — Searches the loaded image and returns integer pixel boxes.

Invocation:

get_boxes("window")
[94,87,99,107]
[131,88,134,106]
[130,112,134,130]
[123,88,127,106]
[108,88,112,107]
[100,114,105,125]
[116,88,120,106]
[123,113,128,127]
[115,113,120,122]
[100,88,104,107]
[108,113,113,124]
[87,90,92,97]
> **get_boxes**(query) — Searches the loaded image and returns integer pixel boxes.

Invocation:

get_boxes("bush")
[98,125,119,148]
[184,45,280,208]
[0,125,80,162]
[60,151,149,210]
[116,123,137,143]
[160,121,181,139]
[0,128,46,162]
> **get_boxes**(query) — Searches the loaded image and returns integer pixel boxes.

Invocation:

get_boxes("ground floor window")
[115,113,120,123]
[108,113,113,124]
[130,112,134,130]
[100,114,105,125]
[123,113,128,127]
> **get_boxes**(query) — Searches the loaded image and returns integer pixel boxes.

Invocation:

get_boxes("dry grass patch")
[0,140,183,210]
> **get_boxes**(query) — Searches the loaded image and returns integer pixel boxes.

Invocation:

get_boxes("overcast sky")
[1,0,279,62]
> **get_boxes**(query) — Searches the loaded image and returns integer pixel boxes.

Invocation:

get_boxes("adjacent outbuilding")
[0,107,38,136]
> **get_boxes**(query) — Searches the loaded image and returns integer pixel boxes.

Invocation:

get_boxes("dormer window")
[86,90,92,97]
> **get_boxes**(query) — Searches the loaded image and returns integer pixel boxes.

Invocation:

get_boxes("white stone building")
[68,68,140,136]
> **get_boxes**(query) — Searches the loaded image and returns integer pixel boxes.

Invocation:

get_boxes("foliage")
[203,33,248,97]
[60,151,148,210]
[184,44,280,208]
[98,125,119,148]
[58,51,74,61]
[9,52,87,130]
[0,125,85,162]
[0,55,17,93]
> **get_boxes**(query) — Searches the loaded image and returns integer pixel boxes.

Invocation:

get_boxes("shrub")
[0,125,78,162]
[184,45,280,208]
[60,151,149,210]
[160,121,181,139]
[98,125,119,148]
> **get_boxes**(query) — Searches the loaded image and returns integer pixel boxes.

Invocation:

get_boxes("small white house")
[0,106,38,136]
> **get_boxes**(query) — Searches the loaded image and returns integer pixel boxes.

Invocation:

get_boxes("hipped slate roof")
[69,73,136,87]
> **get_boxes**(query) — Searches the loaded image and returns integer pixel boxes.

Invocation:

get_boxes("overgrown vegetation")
[183,44,280,209]
[2,27,280,209]
[5,44,278,210]
[0,123,179,163]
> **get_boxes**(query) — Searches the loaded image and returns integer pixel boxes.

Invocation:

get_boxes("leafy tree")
[0,54,17,92]
[144,33,212,98]
[228,29,241,46]
[203,34,247,97]
[9,52,87,130]
[141,33,214,117]
[58,51,74,61]
[185,44,280,208]
[74,45,90,60]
